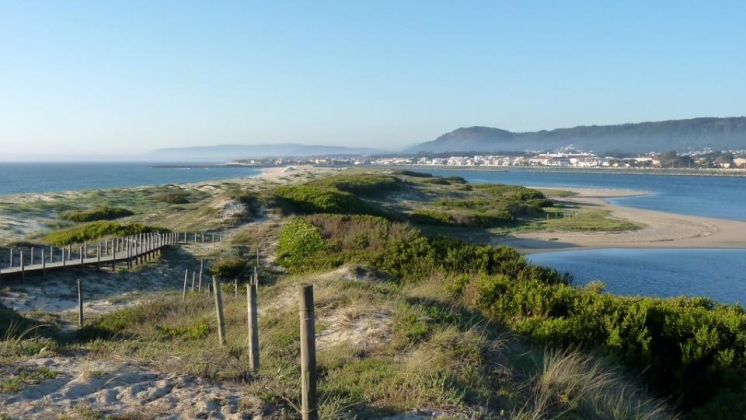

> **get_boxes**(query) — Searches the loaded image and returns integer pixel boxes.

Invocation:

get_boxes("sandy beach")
[500,187,746,253]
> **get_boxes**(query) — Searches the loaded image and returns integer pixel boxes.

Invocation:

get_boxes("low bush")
[60,206,134,222]
[276,214,568,285]
[209,257,249,280]
[153,191,190,204]
[455,273,746,413]
[271,185,386,217]
[390,170,432,178]
[276,218,325,267]
[307,174,404,197]
[44,221,169,245]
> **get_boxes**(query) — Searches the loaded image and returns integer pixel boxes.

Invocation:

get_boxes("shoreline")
[502,186,746,253]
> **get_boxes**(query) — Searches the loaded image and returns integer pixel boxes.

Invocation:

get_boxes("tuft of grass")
[514,349,674,420]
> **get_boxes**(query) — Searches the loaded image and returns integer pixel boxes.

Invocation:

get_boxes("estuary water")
[412,168,746,304]
[0,162,261,196]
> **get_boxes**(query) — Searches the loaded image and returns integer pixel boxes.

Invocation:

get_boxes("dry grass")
[514,349,676,420]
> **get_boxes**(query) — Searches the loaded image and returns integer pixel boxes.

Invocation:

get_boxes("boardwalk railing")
[0,231,222,282]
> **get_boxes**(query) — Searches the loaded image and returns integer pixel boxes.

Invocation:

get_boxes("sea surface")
[410,168,746,304]
[0,162,261,196]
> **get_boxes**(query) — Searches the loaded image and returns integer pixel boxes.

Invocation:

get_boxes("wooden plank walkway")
[0,231,222,281]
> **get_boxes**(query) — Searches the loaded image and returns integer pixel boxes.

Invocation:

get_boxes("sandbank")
[499,187,746,253]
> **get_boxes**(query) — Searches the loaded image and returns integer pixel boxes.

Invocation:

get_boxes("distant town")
[228,147,746,171]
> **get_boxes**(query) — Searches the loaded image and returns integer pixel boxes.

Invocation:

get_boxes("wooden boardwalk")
[0,231,221,282]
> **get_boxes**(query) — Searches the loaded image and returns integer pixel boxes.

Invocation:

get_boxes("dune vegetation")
[2,169,742,418]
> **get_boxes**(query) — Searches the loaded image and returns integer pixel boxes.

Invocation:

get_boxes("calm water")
[0,163,261,196]
[410,168,746,304]
[528,249,746,305]
[419,168,746,221]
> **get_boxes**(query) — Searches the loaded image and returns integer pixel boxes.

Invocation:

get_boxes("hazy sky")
[1,1,744,159]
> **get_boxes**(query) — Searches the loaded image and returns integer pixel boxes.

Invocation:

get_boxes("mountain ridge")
[411,117,746,153]
[150,143,385,161]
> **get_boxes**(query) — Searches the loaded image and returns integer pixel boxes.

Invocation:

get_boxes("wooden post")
[68,243,72,261]
[42,250,46,277]
[198,259,204,291]
[50,245,53,263]
[194,232,197,244]
[83,244,88,258]
[111,242,116,271]
[62,248,67,268]
[77,279,83,327]
[9,247,13,267]
[213,276,226,346]
[30,247,35,265]
[191,271,196,292]
[248,282,259,372]
[97,243,101,270]
[201,232,204,243]
[183,269,188,302]
[234,279,238,298]
[20,250,25,282]
[79,246,84,272]
[299,284,318,420]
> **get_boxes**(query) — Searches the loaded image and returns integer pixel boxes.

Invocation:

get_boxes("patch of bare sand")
[0,358,260,419]
[499,187,746,253]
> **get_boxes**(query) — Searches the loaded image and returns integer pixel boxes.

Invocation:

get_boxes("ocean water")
[0,163,261,196]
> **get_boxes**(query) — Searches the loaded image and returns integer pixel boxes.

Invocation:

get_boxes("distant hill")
[150,143,385,161]
[410,117,746,154]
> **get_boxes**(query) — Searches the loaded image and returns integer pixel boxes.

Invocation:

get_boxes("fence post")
[192,271,196,292]
[183,269,188,302]
[79,246,84,272]
[20,250,25,282]
[248,281,259,372]
[30,247,35,265]
[198,259,204,291]
[97,243,101,270]
[213,276,226,346]
[78,279,84,326]
[42,250,46,277]
[9,247,13,267]
[299,284,318,420]
[62,248,67,269]
[50,245,53,263]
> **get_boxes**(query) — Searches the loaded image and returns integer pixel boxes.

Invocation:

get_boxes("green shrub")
[307,174,403,197]
[156,321,209,340]
[456,273,746,411]
[278,214,568,285]
[60,206,134,222]
[272,185,385,216]
[277,219,326,267]
[408,209,454,225]
[210,257,248,280]
[44,221,169,245]
[390,170,432,178]
[153,191,189,204]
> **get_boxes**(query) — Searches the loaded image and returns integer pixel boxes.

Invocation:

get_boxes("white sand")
[499,187,746,253]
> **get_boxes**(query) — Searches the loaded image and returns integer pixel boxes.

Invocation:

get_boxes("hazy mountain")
[150,143,386,161]
[410,117,746,154]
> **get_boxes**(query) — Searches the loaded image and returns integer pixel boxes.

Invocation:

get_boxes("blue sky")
[1,1,744,159]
